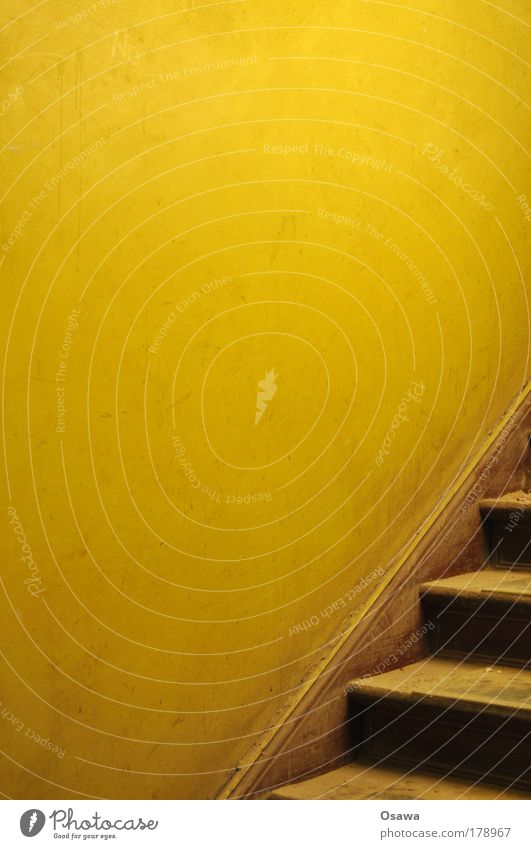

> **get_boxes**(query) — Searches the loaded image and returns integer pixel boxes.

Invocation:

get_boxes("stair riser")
[486,520,531,568]
[422,598,531,666]
[351,698,531,790]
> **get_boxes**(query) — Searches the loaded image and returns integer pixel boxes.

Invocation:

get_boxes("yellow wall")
[1,0,529,799]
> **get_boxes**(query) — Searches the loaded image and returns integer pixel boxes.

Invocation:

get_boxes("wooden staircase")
[272,492,531,800]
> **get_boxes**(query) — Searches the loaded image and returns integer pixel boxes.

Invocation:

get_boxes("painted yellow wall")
[1,0,529,799]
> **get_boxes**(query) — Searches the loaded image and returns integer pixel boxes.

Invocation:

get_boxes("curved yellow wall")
[1,0,529,799]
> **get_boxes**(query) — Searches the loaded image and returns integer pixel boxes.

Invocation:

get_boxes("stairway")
[272,492,531,800]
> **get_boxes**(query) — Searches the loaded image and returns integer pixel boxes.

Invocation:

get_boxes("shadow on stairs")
[272,491,531,800]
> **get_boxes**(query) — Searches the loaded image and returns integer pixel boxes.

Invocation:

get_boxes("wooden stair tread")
[480,491,531,517]
[271,761,525,800]
[421,569,531,603]
[348,658,531,718]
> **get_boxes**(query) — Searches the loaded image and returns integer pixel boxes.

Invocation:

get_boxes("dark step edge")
[361,749,531,795]
[420,588,531,612]
[427,648,529,670]
[348,685,531,721]
[480,497,531,520]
